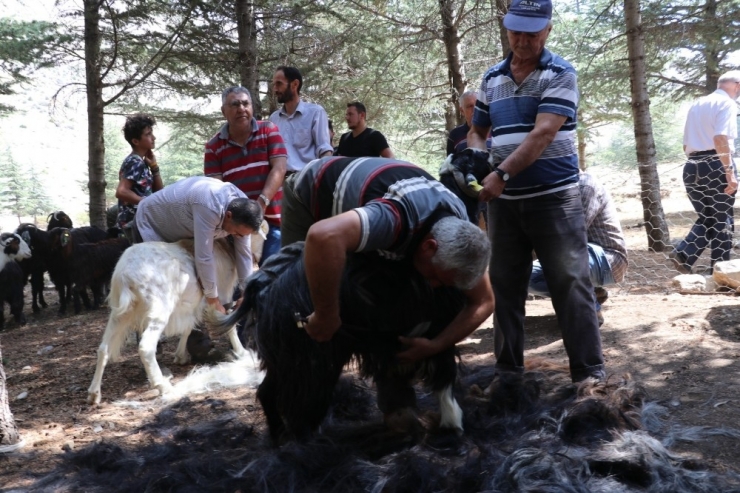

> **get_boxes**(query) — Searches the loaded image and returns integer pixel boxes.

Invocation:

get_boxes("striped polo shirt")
[293,156,467,259]
[204,119,287,226]
[473,48,580,199]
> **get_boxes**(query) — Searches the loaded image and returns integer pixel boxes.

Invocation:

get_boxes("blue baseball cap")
[503,0,552,33]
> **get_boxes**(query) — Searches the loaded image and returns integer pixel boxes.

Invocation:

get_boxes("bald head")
[718,70,740,100]
[460,91,477,127]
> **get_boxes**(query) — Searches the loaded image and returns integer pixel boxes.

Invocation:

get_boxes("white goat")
[87,238,246,404]
[1,232,32,270]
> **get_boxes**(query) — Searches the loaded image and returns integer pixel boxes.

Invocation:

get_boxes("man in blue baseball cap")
[503,0,552,32]
[468,0,607,383]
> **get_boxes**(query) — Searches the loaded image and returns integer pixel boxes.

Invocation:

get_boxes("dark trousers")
[488,186,604,382]
[122,217,143,244]
[677,153,736,267]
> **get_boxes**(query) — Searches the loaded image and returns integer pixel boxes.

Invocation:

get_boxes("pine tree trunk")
[84,0,107,230]
[439,0,466,131]
[624,0,670,252]
[702,0,721,92]
[0,345,20,446]
[496,0,511,58]
[236,0,262,118]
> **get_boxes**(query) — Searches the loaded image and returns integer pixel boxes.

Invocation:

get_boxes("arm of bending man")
[192,204,230,314]
[303,210,496,365]
[303,211,363,341]
[396,274,494,364]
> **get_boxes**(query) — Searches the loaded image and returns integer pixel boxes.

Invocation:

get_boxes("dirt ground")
[1,163,740,489]
[1,253,740,489]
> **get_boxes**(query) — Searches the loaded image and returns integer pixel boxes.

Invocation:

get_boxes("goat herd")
[2,212,127,329]
[4,212,740,491]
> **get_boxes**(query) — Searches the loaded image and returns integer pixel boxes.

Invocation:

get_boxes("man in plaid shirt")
[529,172,627,324]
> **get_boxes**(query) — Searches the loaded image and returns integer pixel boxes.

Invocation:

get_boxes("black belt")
[689,150,717,157]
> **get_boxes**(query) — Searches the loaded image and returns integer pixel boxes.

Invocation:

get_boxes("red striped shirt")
[204,119,287,225]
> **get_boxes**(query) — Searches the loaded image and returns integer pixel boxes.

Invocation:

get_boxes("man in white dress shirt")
[670,71,740,274]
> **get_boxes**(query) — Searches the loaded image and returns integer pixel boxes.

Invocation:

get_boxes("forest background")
[0,0,738,251]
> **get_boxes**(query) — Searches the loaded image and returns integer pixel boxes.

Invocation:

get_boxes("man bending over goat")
[281,156,494,363]
[132,176,263,314]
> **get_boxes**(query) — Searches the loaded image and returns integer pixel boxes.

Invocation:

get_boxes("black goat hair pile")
[18,364,740,493]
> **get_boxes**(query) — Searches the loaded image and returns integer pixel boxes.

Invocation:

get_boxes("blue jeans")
[260,223,282,267]
[529,243,614,311]
[676,154,736,268]
[489,186,604,382]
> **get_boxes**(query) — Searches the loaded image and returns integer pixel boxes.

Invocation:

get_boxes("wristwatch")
[258,194,270,207]
[493,167,510,182]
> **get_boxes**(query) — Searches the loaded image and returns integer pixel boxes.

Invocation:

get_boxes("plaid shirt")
[580,172,628,282]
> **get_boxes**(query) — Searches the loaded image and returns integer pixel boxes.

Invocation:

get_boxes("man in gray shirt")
[135,176,263,314]
[270,66,333,173]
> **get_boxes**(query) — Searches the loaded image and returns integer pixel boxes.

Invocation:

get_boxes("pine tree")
[0,152,32,223]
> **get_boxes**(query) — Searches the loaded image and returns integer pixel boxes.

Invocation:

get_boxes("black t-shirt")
[336,127,390,157]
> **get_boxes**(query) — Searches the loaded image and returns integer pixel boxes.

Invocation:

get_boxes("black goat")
[46,226,110,314]
[16,224,52,312]
[0,261,26,330]
[65,237,130,313]
[208,242,467,443]
[438,149,492,224]
[46,211,73,230]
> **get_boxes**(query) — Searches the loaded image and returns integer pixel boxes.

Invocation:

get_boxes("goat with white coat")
[87,238,247,405]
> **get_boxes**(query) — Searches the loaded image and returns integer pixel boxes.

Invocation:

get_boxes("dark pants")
[676,153,736,267]
[489,186,604,382]
[280,174,314,247]
[122,217,143,244]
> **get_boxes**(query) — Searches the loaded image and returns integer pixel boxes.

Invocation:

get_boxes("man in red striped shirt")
[204,86,288,265]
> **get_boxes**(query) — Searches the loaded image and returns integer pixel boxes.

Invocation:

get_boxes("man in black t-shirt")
[336,101,394,158]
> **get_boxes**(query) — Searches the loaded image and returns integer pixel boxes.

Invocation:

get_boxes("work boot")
[668,249,692,274]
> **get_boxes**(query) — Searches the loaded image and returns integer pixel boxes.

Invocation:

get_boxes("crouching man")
[282,156,494,358]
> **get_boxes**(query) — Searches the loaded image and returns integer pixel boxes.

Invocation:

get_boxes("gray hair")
[430,216,490,290]
[221,86,252,106]
[459,91,477,108]
[718,70,740,85]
